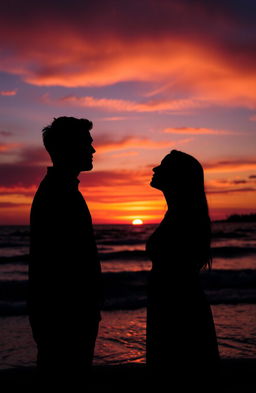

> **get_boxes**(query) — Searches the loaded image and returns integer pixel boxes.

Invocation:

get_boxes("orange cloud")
[1,1,256,110]
[0,193,31,205]
[0,142,21,152]
[8,40,256,111]
[110,151,139,158]
[94,134,191,153]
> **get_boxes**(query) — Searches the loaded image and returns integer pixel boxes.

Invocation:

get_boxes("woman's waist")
[148,268,203,292]
[149,265,200,279]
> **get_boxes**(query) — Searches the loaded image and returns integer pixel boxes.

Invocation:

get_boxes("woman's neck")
[163,190,194,214]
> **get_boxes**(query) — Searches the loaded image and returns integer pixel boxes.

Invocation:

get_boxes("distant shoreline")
[214,213,256,223]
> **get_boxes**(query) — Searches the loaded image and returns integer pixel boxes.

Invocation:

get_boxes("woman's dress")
[146,213,220,381]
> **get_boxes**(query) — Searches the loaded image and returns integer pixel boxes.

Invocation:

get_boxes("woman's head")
[151,150,212,270]
[150,150,205,198]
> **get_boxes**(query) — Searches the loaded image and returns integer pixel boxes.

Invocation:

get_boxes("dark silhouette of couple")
[28,116,219,390]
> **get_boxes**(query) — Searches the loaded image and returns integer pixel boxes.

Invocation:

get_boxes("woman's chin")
[150,180,161,190]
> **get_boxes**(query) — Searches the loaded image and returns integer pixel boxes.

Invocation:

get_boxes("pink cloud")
[203,159,256,173]
[162,127,237,135]
[100,116,131,121]
[0,90,17,96]
[57,94,204,113]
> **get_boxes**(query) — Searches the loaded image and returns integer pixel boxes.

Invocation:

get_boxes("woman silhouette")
[146,150,219,388]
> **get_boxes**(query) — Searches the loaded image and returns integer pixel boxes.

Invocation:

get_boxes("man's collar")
[47,167,80,186]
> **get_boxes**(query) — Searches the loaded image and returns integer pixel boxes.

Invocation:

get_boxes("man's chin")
[80,163,93,172]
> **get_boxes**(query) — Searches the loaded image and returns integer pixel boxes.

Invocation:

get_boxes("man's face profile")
[74,131,96,172]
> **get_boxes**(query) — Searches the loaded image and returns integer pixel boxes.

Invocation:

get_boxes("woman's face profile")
[150,154,177,191]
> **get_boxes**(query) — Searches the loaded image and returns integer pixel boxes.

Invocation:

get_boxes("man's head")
[42,116,95,172]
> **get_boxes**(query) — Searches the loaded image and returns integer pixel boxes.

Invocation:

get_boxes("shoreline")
[0,359,255,392]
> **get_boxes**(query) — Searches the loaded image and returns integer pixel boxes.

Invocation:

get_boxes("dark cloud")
[0,163,46,188]
[217,179,248,185]
[0,130,14,137]
[80,168,148,188]
[2,1,256,35]
[18,146,49,166]
[0,145,49,188]
[208,187,256,194]
[232,180,247,184]
[0,202,29,208]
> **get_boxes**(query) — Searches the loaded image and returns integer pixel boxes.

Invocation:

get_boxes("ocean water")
[0,222,256,369]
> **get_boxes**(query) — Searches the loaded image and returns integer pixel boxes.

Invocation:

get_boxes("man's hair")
[42,116,93,155]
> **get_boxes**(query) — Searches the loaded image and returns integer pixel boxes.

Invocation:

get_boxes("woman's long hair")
[168,150,212,270]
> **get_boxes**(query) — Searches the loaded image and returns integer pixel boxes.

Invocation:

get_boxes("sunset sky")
[0,0,256,224]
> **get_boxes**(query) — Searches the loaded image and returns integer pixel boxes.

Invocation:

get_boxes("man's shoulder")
[31,175,64,210]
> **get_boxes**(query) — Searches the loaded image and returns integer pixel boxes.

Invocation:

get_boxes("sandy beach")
[0,359,255,393]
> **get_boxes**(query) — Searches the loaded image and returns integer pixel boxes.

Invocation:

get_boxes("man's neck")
[51,165,80,178]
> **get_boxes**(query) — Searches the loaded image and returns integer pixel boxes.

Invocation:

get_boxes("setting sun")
[132,219,144,225]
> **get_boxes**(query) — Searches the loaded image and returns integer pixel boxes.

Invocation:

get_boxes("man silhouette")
[28,117,102,389]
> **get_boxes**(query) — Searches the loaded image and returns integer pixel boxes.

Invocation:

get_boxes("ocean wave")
[212,232,246,239]
[100,247,256,260]
[0,242,28,248]
[200,269,256,289]
[212,247,256,258]
[0,269,255,315]
[0,255,29,264]
[0,280,28,301]
[99,239,144,246]
[0,228,30,237]
[0,251,148,263]
[100,250,147,260]
[1,245,256,266]
[0,301,27,316]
